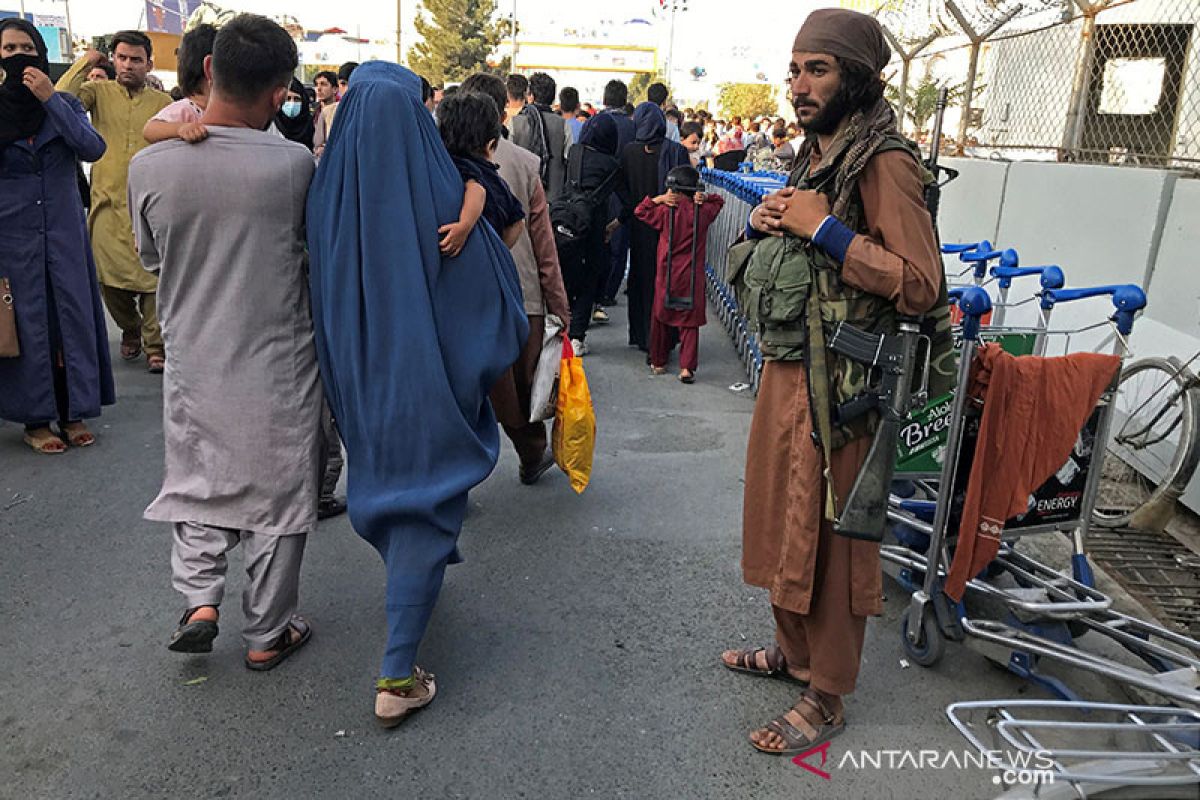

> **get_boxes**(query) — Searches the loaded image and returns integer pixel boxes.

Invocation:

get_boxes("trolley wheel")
[900,608,945,667]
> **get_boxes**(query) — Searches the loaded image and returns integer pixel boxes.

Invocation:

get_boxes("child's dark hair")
[438,92,502,157]
[176,23,216,97]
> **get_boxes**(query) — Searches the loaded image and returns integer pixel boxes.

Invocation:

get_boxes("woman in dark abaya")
[557,112,630,353]
[306,62,528,728]
[621,101,690,352]
[0,19,113,453]
[275,76,314,151]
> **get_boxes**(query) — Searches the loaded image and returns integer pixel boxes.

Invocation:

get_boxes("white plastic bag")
[529,314,564,423]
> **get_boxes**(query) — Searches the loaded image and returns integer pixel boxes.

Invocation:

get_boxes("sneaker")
[570,338,589,356]
[591,306,610,324]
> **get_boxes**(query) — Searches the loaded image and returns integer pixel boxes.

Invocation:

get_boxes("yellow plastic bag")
[552,338,595,493]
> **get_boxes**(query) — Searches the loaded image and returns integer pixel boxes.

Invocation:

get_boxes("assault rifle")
[830,318,927,540]
[831,89,954,541]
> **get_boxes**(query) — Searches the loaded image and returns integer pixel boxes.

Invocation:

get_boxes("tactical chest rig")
[727,135,953,541]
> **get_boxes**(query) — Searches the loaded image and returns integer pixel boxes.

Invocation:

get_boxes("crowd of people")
[1,7,946,756]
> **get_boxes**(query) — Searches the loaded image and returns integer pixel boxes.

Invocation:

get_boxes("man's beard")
[117,72,145,90]
[793,86,854,136]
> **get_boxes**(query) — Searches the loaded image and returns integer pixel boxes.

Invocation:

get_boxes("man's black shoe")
[519,452,556,485]
[318,496,348,520]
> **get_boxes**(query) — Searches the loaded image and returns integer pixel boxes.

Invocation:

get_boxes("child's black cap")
[665,165,702,195]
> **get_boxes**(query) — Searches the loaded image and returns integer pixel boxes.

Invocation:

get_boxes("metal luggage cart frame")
[884,283,1200,708]
[946,699,1200,798]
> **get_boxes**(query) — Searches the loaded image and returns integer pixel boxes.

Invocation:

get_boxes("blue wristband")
[745,210,767,240]
[811,215,856,263]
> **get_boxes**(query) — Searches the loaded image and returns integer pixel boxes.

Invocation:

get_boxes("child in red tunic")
[634,165,724,383]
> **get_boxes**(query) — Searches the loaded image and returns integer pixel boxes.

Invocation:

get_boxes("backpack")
[549,145,618,248]
[518,105,552,188]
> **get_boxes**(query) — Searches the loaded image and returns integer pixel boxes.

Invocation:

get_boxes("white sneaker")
[570,338,590,356]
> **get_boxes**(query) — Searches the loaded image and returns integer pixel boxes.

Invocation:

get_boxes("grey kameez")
[128,128,323,536]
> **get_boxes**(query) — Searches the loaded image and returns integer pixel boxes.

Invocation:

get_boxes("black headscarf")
[0,19,50,146]
[274,76,315,151]
[579,111,618,156]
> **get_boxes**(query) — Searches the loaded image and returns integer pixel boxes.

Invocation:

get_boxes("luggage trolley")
[700,168,787,392]
[882,283,1200,709]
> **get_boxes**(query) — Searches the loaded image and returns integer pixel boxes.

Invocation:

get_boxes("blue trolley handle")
[1040,284,1147,336]
[941,240,988,255]
[957,245,1015,281]
[991,264,1065,290]
[954,286,992,341]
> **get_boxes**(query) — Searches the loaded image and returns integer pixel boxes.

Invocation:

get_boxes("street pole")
[63,0,75,57]
[18,0,25,20]
[511,0,518,72]
[666,0,677,84]
[396,0,402,64]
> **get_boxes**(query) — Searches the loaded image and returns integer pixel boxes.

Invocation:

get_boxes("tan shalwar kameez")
[742,146,941,697]
[489,138,571,468]
[56,57,170,356]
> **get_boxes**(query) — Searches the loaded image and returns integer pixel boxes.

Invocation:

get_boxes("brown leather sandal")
[751,690,846,756]
[375,666,437,729]
[120,332,142,361]
[245,616,311,671]
[721,644,808,684]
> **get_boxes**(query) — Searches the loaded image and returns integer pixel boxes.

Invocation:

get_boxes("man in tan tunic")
[461,72,573,483]
[719,9,942,754]
[57,32,170,372]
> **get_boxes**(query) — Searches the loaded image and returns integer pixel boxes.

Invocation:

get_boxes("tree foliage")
[407,0,510,85]
[887,73,984,134]
[628,72,667,105]
[717,83,777,120]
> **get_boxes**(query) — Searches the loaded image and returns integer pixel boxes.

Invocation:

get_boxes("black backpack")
[550,145,618,248]
[518,104,552,188]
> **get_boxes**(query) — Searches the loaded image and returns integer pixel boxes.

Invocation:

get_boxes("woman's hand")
[24,67,54,103]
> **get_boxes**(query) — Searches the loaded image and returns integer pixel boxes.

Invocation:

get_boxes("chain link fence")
[877,0,1200,170]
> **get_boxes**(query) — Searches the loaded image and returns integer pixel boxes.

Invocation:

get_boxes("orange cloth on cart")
[944,343,1121,601]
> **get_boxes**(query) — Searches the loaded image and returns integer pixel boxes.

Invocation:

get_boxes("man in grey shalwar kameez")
[127,15,322,669]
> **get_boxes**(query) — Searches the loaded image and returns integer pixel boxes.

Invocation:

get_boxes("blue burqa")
[306,62,528,679]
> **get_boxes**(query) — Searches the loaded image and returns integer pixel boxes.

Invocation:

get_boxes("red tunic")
[634,194,724,328]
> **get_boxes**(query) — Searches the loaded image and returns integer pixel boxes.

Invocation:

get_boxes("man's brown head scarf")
[792,8,890,73]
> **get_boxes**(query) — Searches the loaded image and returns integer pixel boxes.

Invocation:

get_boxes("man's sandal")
[168,607,219,653]
[147,355,165,374]
[245,616,311,671]
[23,429,66,454]
[375,666,437,729]
[751,690,846,756]
[721,644,808,684]
[120,333,142,361]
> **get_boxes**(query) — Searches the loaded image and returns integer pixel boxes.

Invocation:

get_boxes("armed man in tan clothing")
[57,31,170,372]
[718,9,944,755]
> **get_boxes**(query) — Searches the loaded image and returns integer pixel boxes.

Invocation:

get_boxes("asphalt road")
[0,301,1126,800]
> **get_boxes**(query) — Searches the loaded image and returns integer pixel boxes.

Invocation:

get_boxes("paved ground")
[0,301,1130,800]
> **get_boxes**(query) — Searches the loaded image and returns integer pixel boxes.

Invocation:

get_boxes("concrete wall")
[939,156,1200,511]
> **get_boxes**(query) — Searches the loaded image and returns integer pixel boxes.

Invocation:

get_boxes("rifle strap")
[804,284,839,523]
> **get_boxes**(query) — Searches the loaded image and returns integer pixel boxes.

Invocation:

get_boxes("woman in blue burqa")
[306,62,528,728]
